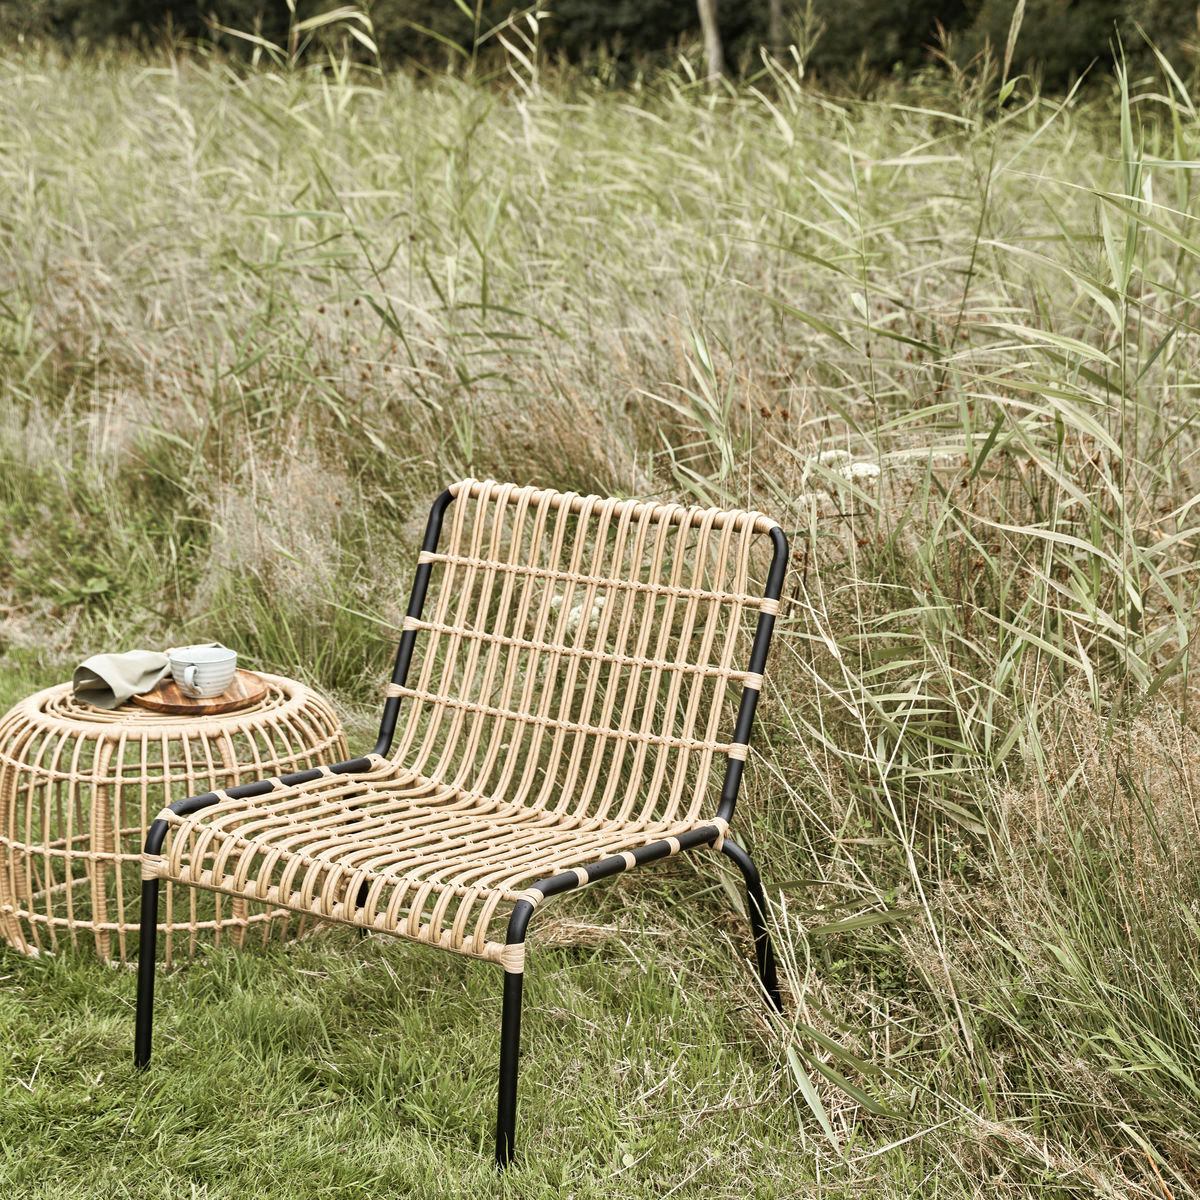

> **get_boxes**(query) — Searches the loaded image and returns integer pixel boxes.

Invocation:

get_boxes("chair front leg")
[495,898,534,1168]
[132,774,367,1070]
[495,968,524,1167]
[720,838,782,1013]
[134,876,160,1067]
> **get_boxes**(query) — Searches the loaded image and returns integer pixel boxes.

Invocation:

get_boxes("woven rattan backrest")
[385,480,783,828]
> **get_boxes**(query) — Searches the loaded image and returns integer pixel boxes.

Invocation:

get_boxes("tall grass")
[2,34,1200,1196]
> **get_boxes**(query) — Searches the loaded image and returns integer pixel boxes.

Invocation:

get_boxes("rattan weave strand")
[143,480,779,967]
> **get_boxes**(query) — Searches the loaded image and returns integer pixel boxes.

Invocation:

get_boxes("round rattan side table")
[0,673,348,964]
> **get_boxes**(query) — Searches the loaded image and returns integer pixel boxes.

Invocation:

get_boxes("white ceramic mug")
[169,644,238,699]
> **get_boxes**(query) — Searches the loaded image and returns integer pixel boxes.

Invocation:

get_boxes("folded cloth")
[72,650,171,709]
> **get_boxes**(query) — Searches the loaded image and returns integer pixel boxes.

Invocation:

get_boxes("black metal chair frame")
[133,485,787,1168]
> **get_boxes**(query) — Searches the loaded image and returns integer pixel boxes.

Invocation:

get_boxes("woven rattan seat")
[154,758,722,970]
[134,479,788,1168]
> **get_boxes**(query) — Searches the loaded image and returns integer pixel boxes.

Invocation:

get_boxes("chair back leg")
[720,839,782,1013]
[134,878,160,1067]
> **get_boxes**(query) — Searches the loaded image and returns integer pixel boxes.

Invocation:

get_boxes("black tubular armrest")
[142,756,377,856]
[504,821,727,947]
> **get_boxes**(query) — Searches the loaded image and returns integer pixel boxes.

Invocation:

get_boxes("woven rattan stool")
[0,674,347,963]
[134,480,788,1167]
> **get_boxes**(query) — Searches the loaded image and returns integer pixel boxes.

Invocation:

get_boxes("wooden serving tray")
[132,669,268,715]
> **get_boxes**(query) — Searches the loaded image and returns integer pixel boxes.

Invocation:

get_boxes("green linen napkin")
[72,650,171,709]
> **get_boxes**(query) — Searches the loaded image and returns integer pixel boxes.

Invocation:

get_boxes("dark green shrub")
[805,0,970,75]
[1,0,1195,86]
[957,0,1123,85]
[954,0,1198,88]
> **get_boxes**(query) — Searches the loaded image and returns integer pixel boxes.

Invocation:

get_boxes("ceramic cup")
[169,644,237,699]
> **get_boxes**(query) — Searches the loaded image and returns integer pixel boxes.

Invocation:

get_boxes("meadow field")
[2,37,1200,1198]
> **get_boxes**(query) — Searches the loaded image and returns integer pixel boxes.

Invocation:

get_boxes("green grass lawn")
[0,684,814,1200]
[2,37,1200,1197]
[0,879,803,1198]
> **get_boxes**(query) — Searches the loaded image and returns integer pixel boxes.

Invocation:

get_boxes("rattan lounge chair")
[135,479,788,1167]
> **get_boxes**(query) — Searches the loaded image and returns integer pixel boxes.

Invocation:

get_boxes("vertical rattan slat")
[383,481,778,839]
